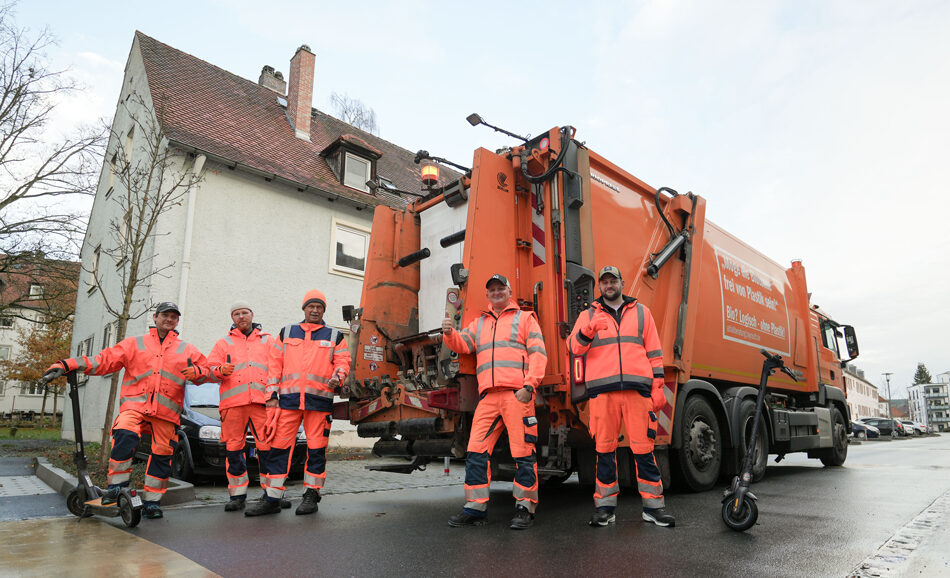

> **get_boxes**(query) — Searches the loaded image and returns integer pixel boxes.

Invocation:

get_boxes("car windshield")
[186,383,220,408]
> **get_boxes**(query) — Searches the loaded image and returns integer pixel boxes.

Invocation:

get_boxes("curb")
[31,457,196,506]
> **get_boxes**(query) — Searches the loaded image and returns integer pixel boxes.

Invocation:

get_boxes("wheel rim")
[687,419,717,470]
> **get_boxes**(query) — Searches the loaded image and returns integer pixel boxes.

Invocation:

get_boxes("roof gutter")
[167,140,381,211]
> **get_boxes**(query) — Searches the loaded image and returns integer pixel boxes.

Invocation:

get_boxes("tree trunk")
[98,373,121,468]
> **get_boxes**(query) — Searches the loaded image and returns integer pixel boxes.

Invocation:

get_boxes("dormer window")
[320,134,382,194]
[343,152,371,192]
[29,283,43,296]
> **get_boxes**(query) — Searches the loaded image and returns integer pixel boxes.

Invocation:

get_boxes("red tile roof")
[135,32,455,208]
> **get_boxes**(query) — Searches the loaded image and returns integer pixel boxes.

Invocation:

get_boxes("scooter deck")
[84,498,112,507]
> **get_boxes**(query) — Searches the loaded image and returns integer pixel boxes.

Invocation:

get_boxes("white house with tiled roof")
[65,32,456,441]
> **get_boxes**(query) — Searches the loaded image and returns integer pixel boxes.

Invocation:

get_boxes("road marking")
[0,476,57,498]
[850,488,950,577]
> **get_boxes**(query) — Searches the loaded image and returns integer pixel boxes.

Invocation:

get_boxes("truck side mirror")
[342,305,355,323]
[842,325,859,361]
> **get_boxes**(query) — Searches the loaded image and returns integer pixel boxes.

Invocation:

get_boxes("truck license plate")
[130,495,143,507]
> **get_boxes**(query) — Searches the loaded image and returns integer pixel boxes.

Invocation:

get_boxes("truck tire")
[675,395,722,491]
[737,399,768,482]
[819,407,848,467]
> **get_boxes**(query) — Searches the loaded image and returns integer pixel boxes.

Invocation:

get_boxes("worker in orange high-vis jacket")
[45,302,210,520]
[442,274,547,530]
[244,289,351,517]
[205,301,290,512]
[568,266,675,528]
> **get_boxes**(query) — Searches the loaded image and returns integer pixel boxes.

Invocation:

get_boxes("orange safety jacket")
[206,324,282,410]
[443,301,547,394]
[568,296,665,401]
[267,321,350,412]
[62,328,210,425]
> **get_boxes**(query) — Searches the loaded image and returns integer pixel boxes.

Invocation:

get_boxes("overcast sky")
[16,0,950,398]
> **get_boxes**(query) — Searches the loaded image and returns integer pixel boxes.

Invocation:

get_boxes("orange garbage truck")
[337,125,860,491]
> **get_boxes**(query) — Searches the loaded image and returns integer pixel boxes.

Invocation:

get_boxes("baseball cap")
[485,274,510,289]
[154,301,181,315]
[598,266,622,280]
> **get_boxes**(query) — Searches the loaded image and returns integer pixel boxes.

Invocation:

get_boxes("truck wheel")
[819,407,848,467]
[737,399,768,482]
[675,395,722,491]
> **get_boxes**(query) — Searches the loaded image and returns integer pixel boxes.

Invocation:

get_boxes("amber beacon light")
[421,164,439,187]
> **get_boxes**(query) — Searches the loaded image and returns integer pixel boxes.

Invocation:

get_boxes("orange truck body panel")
[342,126,856,487]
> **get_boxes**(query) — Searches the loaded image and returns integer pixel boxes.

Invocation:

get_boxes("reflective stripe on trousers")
[107,457,133,487]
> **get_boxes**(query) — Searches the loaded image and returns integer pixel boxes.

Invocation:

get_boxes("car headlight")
[199,425,222,440]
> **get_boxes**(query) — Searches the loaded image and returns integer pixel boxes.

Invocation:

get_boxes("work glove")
[585,315,609,338]
[43,363,67,381]
[328,368,345,388]
[181,358,202,382]
[219,354,235,376]
[263,409,280,443]
[651,382,667,412]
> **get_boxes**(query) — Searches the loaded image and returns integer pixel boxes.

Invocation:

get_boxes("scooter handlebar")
[39,367,65,384]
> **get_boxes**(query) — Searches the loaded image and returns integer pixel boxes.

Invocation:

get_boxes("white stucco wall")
[65,36,375,441]
[843,367,881,420]
[0,307,66,416]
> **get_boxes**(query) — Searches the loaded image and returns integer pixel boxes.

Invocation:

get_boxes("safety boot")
[224,497,246,512]
[245,498,281,517]
[589,508,616,527]
[99,486,121,506]
[642,507,675,527]
[257,493,292,509]
[448,509,487,527]
[143,503,163,519]
[296,488,321,515]
[509,505,535,530]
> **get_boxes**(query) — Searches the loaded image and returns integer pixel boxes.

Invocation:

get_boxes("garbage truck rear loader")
[339,126,859,491]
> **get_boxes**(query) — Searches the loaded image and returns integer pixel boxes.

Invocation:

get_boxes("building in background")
[66,32,457,441]
[908,371,950,432]
[842,364,882,420]
[0,258,79,419]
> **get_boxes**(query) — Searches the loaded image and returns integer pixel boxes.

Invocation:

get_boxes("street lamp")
[883,372,893,420]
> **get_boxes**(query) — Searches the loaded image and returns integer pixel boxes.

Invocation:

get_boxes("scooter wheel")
[66,486,92,518]
[118,493,141,528]
[721,493,758,532]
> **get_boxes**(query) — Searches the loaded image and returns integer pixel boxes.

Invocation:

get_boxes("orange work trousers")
[108,410,177,503]
[588,390,664,510]
[220,404,271,498]
[264,409,331,499]
[463,388,539,514]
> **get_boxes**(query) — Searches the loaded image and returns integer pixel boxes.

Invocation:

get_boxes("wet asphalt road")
[120,435,950,577]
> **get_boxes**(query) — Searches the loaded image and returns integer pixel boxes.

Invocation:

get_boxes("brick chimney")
[258,65,286,94]
[286,45,314,141]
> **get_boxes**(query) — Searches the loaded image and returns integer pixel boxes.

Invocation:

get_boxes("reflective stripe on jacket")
[443,301,547,394]
[207,324,281,410]
[66,328,209,425]
[567,297,664,397]
[268,322,351,412]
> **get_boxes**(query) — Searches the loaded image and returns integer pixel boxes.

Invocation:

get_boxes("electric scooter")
[721,349,797,532]
[40,368,143,527]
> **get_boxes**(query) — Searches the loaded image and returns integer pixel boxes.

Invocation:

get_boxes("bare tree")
[88,92,201,464]
[0,3,105,314]
[330,92,379,135]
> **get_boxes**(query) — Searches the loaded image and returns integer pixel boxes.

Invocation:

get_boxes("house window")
[0,317,13,329]
[88,245,101,293]
[29,283,43,296]
[330,218,370,278]
[76,336,93,385]
[102,322,114,349]
[106,153,117,198]
[343,152,371,192]
[124,126,134,164]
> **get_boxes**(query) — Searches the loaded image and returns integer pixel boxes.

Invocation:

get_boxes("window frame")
[88,245,101,293]
[0,317,13,329]
[342,152,371,192]
[329,217,370,279]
